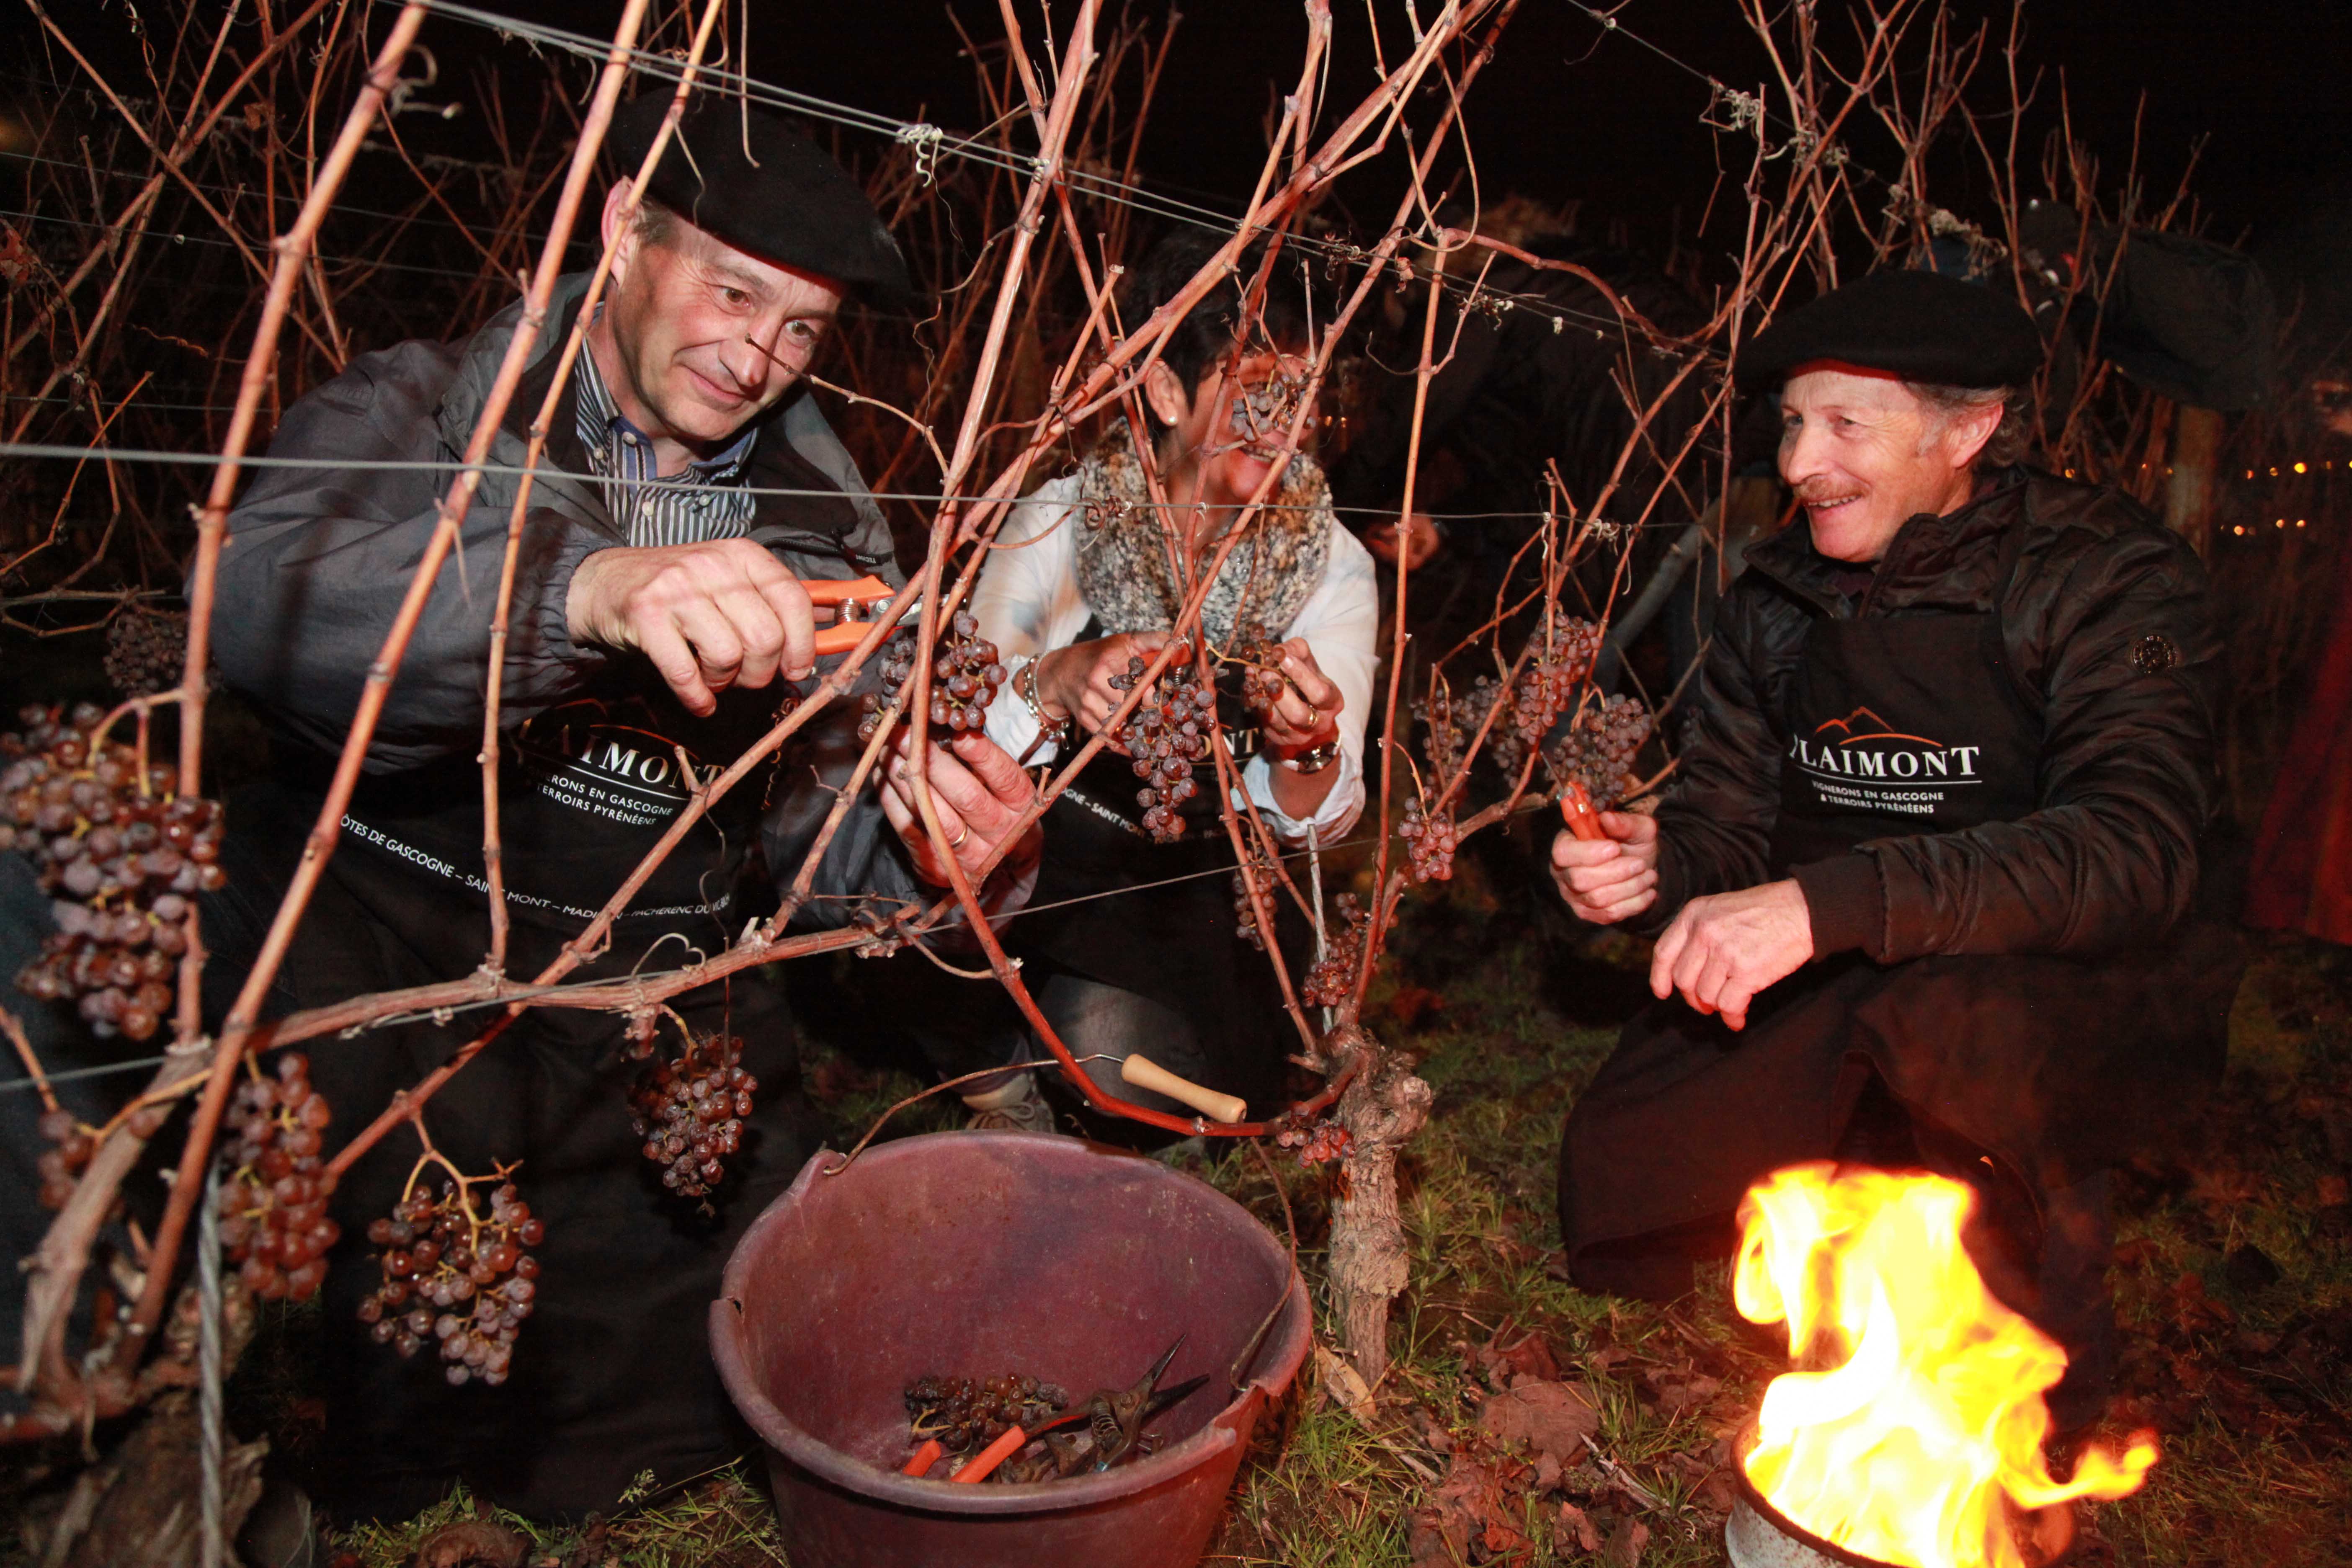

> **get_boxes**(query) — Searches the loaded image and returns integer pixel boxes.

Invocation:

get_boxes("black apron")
[1009,626,1308,1116]
[1558,524,2240,1290]
[209,673,823,1522]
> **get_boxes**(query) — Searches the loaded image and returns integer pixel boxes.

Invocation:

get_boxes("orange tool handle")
[1120,1054,1248,1124]
[901,1438,946,1478]
[1559,781,1607,842]
[952,1424,1028,1483]
[805,575,906,657]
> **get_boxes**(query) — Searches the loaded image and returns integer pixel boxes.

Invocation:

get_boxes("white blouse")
[967,472,1379,843]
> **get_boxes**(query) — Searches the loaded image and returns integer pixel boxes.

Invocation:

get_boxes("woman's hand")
[1258,638,1342,757]
[879,729,1043,891]
[1032,631,1171,750]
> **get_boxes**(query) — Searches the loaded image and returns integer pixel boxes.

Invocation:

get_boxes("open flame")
[1733,1163,2158,1568]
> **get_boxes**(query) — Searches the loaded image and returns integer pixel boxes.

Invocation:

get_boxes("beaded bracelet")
[1015,656,1071,746]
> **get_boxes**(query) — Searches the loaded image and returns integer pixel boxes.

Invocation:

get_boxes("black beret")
[606,93,913,303]
[1734,268,2042,391]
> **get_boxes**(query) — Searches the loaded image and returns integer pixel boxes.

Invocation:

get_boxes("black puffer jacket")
[1643,467,2224,960]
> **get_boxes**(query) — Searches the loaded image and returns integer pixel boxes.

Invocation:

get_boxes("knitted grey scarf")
[1071,422,1334,648]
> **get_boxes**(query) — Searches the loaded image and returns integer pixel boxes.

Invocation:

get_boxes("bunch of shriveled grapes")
[905,1372,1069,1453]
[102,609,190,699]
[1495,618,1602,774]
[217,1053,339,1301]
[35,1100,168,1212]
[1231,844,1277,950]
[3,704,223,1041]
[1300,893,1370,1009]
[1271,1111,1353,1167]
[1545,693,1653,809]
[1233,643,1289,718]
[857,635,919,743]
[626,1029,756,1199]
[358,1178,544,1386]
[1399,797,1458,883]
[1412,678,1470,784]
[1109,645,1210,843]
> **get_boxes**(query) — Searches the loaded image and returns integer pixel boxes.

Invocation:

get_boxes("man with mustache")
[1550,268,2241,1428]
[199,95,1040,1520]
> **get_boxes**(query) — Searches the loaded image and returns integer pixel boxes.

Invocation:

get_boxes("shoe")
[962,1074,1058,1135]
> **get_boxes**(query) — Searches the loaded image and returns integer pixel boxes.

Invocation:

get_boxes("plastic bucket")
[711,1130,1311,1568]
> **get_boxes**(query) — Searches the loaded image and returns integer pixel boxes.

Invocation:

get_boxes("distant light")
[2233,525,2246,535]
[2270,467,2280,477]
[2295,462,2308,474]
[2296,518,2307,528]
[2277,518,2287,528]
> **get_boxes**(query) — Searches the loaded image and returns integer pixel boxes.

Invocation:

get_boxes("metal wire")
[197,1156,224,1568]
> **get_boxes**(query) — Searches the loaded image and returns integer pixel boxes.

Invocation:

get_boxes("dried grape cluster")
[1494,620,1602,775]
[1300,894,1370,1009]
[218,1053,339,1301]
[857,635,918,743]
[1399,797,1458,883]
[626,1029,756,1199]
[1233,643,1289,717]
[1272,1112,1353,1167]
[102,608,189,698]
[35,1108,97,1212]
[1109,645,1210,843]
[1231,844,1276,950]
[1415,619,1602,780]
[3,704,223,1040]
[36,1101,167,1212]
[905,1372,1069,1453]
[358,1179,544,1386]
[857,614,1008,745]
[1545,693,1653,809]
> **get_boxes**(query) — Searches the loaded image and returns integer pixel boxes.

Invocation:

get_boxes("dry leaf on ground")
[1313,1343,1377,1424]
[1480,1380,1602,1463]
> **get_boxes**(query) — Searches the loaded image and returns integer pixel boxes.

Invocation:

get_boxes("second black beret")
[1734,268,2042,391]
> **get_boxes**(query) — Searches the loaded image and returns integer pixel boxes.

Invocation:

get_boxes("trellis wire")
[197,1155,224,1568]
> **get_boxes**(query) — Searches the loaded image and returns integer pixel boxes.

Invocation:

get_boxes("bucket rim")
[711,1130,1312,1516]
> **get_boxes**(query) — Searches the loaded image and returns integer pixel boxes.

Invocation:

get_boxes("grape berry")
[1399,796,1458,883]
[3,703,223,1041]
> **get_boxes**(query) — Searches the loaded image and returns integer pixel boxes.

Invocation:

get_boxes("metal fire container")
[1726,1426,2076,1568]
[711,1130,1311,1568]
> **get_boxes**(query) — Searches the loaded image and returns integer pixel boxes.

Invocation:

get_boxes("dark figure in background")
[198,96,1039,1520]
[1549,268,2244,1428]
[1329,218,1716,686]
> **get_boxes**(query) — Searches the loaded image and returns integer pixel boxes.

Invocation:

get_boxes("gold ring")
[1303,705,1320,730]
[948,823,970,849]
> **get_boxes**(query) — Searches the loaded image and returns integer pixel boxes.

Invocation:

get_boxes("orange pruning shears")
[805,575,922,656]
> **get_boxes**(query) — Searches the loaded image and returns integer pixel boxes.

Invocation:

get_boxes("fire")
[1733,1163,2158,1568]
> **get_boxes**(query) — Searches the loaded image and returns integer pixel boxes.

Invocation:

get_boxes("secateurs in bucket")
[901,1336,1208,1483]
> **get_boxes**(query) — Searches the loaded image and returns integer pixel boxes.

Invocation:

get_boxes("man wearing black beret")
[198,96,1042,1519]
[1550,268,2243,1426]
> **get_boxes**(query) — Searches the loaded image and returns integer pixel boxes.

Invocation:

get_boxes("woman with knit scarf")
[945,231,1377,1133]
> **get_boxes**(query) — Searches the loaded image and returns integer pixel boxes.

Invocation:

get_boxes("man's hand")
[1258,638,1342,755]
[565,539,816,716]
[878,728,1043,891]
[1648,879,1813,1032]
[1032,631,1171,749]
[1364,512,1442,570]
[1550,810,1661,923]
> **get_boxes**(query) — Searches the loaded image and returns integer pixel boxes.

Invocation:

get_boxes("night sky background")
[389,0,2352,321]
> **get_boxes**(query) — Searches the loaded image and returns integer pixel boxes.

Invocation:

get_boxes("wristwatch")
[1278,740,1339,775]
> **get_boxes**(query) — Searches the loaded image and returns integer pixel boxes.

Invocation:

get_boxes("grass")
[172,841,2352,1564]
